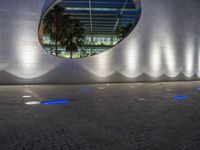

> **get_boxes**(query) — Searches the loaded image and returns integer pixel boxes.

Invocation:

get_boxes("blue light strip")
[196,86,200,90]
[41,99,69,105]
[173,95,187,101]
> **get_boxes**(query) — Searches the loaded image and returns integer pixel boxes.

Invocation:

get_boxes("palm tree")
[60,18,85,58]
[116,27,126,40]
[116,23,133,41]
[43,5,64,56]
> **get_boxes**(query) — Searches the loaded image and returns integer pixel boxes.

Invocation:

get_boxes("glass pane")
[39,0,141,59]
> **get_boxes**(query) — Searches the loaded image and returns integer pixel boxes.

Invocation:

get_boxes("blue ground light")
[196,86,200,90]
[41,99,69,105]
[173,95,188,101]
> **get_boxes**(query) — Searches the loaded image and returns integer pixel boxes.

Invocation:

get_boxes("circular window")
[39,0,141,59]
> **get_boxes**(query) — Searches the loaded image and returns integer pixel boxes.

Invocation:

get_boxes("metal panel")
[0,0,199,84]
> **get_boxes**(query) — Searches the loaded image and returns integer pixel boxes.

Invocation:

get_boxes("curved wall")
[0,0,199,84]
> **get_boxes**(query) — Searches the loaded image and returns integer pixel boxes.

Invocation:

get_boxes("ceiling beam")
[88,0,93,32]
[113,0,128,32]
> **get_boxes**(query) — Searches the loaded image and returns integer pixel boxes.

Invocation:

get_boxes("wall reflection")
[184,37,195,77]
[119,38,142,78]
[5,29,57,79]
[163,39,177,77]
[81,53,115,78]
[150,41,162,77]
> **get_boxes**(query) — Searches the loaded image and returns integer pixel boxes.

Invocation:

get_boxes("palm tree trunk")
[55,11,58,56]
[55,35,58,56]
[70,50,72,59]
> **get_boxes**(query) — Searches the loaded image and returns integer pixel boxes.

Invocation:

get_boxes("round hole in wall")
[39,0,141,59]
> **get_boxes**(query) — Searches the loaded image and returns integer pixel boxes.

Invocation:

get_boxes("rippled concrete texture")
[1,82,200,149]
[0,0,200,84]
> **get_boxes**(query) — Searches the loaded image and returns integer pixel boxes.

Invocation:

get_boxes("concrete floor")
[1,82,200,150]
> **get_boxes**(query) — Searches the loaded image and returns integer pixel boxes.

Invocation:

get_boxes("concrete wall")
[0,0,199,84]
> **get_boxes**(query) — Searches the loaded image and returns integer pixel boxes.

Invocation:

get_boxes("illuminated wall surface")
[0,0,200,84]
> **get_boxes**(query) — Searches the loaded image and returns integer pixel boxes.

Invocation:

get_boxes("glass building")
[41,0,141,58]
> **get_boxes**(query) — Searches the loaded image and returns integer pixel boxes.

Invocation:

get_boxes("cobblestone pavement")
[1,82,200,150]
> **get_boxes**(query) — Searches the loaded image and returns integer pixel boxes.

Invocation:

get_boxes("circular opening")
[39,0,141,59]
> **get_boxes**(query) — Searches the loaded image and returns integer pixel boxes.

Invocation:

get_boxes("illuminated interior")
[39,0,141,59]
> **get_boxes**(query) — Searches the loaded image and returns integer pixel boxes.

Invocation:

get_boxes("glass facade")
[40,0,141,59]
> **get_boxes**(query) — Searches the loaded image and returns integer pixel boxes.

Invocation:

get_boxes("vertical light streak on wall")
[6,28,56,79]
[95,56,113,77]
[5,22,38,78]
[82,53,115,78]
[0,27,3,71]
[120,38,142,78]
[149,41,162,77]
[17,41,38,78]
[159,4,182,78]
[20,46,36,71]
[198,40,200,77]
[184,37,195,77]
[163,38,177,77]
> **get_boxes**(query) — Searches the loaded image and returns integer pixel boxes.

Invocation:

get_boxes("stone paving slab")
[0,82,200,150]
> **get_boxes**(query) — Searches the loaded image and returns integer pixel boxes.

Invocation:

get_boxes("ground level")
[0,82,200,150]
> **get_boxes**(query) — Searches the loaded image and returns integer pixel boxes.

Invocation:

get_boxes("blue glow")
[196,87,200,90]
[173,95,187,101]
[41,99,69,105]
[80,88,90,93]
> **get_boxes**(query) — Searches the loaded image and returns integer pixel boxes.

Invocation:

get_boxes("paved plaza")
[1,82,200,150]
